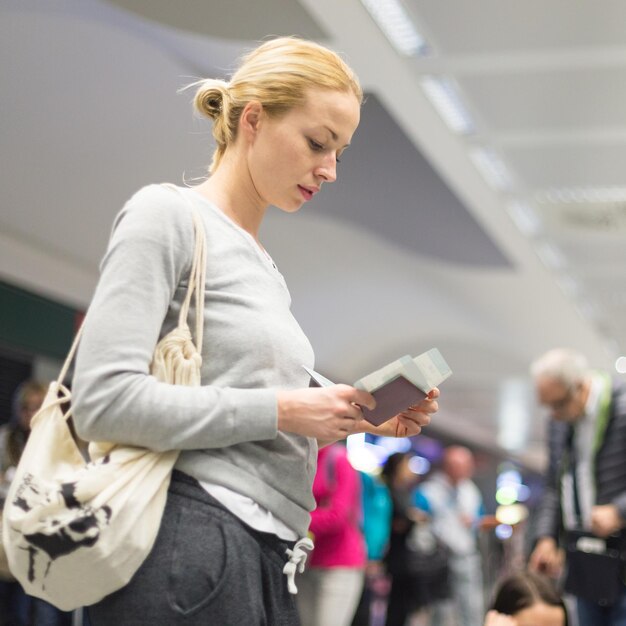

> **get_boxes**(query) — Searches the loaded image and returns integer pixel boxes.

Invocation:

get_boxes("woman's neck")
[194,153,266,239]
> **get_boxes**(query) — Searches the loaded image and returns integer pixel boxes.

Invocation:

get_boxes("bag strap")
[56,325,84,386]
[162,185,207,349]
[55,184,207,387]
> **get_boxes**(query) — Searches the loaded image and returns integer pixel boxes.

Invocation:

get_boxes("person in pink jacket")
[296,443,366,626]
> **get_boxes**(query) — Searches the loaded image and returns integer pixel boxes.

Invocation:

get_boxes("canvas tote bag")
[0,511,15,581]
[2,188,206,610]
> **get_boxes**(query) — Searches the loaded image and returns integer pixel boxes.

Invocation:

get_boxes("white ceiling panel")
[105,0,327,40]
[409,0,626,54]
[557,238,626,273]
[503,143,626,188]
[460,68,626,133]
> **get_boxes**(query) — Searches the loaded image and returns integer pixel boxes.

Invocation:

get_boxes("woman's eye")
[308,139,324,151]
[308,138,341,164]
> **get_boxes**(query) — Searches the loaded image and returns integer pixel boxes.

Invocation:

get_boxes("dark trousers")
[0,580,73,626]
[577,588,626,626]
[0,580,31,626]
[88,471,301,626]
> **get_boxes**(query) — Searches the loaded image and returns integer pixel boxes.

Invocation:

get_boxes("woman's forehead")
[296,89,360,136]
[514,602,565,626]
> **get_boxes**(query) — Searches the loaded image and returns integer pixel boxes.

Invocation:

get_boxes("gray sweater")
[73,184,317,536]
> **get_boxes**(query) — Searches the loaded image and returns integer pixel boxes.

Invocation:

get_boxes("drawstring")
[283,537,314,594]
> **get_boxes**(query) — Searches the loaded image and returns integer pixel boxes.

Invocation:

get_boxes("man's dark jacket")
[533,377,626,542]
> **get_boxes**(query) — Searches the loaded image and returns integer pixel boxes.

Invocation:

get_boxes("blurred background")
[2,0,626,606]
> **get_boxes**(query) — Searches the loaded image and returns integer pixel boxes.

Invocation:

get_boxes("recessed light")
[420,76,474,134]
[469,147,513,191]
[360,0,429,57]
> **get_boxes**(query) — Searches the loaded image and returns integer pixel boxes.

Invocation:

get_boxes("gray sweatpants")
[88,471,301,626]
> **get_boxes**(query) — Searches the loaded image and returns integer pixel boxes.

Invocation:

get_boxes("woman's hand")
[357,388,439,438]
[277,385,375,441]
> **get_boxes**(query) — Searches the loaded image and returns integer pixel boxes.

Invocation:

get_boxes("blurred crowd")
[1,344,625,626]
[293,347,626,626]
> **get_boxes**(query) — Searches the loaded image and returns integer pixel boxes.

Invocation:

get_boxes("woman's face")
[246,88,361,212]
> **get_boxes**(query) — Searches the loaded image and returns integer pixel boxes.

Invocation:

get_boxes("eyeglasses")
[544,385,577,414]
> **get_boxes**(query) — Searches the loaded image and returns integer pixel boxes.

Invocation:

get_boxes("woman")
[484,570,569,626]
[72,37,439,625]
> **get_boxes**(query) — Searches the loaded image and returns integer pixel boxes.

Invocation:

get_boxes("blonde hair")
[192,37,363,172]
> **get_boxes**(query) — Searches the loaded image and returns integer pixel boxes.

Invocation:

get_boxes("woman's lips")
[298,185,317,201]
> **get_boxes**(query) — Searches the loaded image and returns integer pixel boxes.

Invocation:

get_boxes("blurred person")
[0,381,43,626]
[0,381,73,626]
[70,36,439,626]
[383,452,448,626]
[350,468,393,626]
[415,445,485,626]
[484,570,569,626]
[296,442,366,626]
[0,380,46,484]
[528,348,626,626]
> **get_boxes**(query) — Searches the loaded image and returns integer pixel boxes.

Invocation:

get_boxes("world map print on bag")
[12,470,113,585]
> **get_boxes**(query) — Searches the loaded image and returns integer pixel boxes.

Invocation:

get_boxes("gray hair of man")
[530,348,590,390]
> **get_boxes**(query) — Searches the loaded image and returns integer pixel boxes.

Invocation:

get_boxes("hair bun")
[194,79,230,120]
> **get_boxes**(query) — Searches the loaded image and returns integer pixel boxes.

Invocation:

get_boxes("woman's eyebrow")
[324,126,338,141]
[322,125,351,149]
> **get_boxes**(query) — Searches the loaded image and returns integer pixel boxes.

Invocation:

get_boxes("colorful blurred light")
[495,524,513,540]
[495,504,529,526]
[495,486,518,506]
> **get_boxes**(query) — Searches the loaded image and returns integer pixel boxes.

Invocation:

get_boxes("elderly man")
[529,348,626,626]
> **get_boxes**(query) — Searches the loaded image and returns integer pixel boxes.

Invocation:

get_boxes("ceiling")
[2,0,625,472]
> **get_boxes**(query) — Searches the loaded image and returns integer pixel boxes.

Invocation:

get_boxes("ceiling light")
[420,76,474,134]
[534,241,567,270]
[469,147,513,191]
[616,356,626,374]
[555,273,581,298]
[575,299,599,321]
[360,0,429,57]
[506,201,542,236]
[537,187,626,204]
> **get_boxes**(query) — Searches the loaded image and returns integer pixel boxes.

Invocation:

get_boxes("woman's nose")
[315,156,337,183]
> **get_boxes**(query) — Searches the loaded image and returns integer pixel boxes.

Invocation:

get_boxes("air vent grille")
[540,202,626,233]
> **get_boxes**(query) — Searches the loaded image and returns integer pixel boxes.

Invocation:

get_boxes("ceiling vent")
[542,202,626,233]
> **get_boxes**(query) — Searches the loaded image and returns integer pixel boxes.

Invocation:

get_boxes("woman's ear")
[239,101,263,141]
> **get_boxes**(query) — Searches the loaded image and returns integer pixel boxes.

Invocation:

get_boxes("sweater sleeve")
[72,185,277,452]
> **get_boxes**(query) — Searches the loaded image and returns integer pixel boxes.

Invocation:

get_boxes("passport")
[303,348,451,426]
